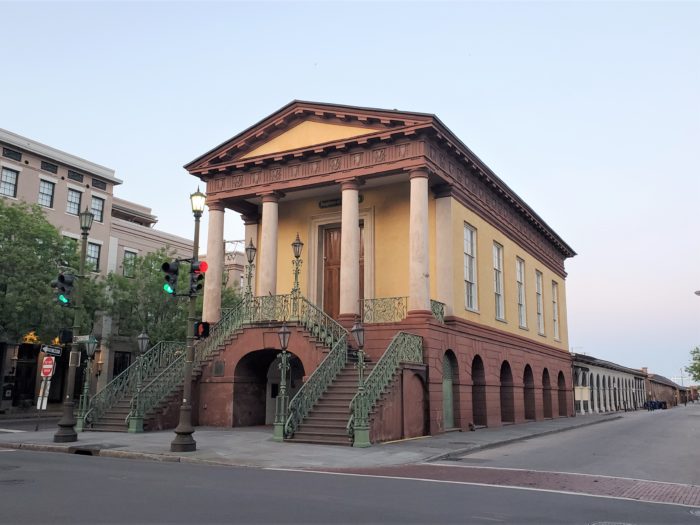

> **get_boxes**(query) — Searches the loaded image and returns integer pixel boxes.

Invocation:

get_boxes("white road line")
[0,449,16,452]
[264,467,700,509]
[0,429,26,433]
[425,462,700,489]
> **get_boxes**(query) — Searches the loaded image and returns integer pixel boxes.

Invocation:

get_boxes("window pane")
[0,167,18,197]
[38,180,55,208]
[91,196,104,222]
[86,242,100,271]
[67,189,82,215]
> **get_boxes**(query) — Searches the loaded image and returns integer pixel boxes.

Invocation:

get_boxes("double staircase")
[84,294,424,447]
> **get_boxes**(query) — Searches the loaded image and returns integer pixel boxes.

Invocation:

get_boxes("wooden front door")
[322,225,364,319]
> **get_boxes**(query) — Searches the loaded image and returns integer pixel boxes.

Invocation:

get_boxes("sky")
[1,1,698,381]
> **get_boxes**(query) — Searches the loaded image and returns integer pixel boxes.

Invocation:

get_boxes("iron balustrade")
[430,299,446,324]
[284,334,348,438]
[361,297,408,323]
[347,332,423,444]
[83,341,184,428]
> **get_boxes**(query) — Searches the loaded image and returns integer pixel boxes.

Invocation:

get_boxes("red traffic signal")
[192,261,208,274]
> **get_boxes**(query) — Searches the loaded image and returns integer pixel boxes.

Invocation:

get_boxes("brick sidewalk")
[326,464,700,508]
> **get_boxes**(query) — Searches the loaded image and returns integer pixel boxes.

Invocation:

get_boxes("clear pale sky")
[2,1,698,381]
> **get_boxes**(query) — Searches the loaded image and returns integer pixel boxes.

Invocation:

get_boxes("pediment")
[240,120,383,160]
[185,100,435,174]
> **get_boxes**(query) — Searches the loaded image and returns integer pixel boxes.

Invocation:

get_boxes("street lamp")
[128,331,150,433]
[351,320,370,447]
[273,323,292,441]
[171,188,206,452]
[76,336,98,431]
[137,331,150,356]
[291,233,303,296]
[244,238,257,300]
[55,207,94,443]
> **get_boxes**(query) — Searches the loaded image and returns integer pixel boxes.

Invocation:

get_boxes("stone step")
[89,424,127,432]
[287,433,352,446]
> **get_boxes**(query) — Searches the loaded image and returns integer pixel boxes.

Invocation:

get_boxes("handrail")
[84,341,184,428]
[347,332,423,441]
[284,334,348,438]
[129,352,186,422]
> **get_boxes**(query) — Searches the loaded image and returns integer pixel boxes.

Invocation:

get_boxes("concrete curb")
[425,416,623,463]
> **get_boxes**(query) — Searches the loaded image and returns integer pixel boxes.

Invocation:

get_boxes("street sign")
[40,356,55,378]
[42,344,62,357]
[73,335,90,343]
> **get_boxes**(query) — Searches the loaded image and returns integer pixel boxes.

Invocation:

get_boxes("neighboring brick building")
[0,128,191,408]
[572,354,646,414]
[644,369,684,408]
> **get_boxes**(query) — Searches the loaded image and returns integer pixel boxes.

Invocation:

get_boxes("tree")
[0,200,105,343]
[686,346,700,383]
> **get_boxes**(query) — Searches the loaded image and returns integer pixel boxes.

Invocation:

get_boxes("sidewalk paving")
[0,411,626,470]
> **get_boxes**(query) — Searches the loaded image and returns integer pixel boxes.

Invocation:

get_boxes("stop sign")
[41,356,55,378]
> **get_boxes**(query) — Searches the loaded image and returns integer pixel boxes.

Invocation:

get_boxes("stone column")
[434,187,453,316]
[339,179,360,321]
[408,169,430,314]
[259,193,279,296]
[203,202,225,323]
[243,213,259,295]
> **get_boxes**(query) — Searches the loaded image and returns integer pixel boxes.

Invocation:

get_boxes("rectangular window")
[2,147,21,162]
[536,270,545,335]
[92,178,107,191]
[66,188,82,215]
[67,170,83,183]
[516,257,527,328]
[463,223,478,310]
[91,196,105,222]
[0,167,19,197]
[552,281,560,340]
[41,161,58,174]
[38,179,55,208]
[122,251,137,278]
[493,242,504,320]
[86,242,101,272]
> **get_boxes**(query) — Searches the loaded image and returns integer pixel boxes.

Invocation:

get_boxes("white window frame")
[552,281,560,340]
[516,257,527,328]
[122,250,137,277]
[91,195,105,222]
[0,166,19,198]
[86,242,101,272]
[66,188,82,216]
[38,178,56,208]
[536,270,545,335]
[493,242,505,321]
[463,223,478,311]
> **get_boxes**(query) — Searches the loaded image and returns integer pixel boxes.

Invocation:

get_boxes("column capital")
[409,168,429,180]
[432,183,453,199]
[260,191,284,204]
[339,177,363,192]
[206,201,226,212]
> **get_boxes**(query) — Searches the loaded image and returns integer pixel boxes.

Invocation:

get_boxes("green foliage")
[0,200,105,342]
[686,346,700,383]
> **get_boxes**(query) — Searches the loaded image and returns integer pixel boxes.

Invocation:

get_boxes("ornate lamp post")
[55,207,94,443]
[351,320,370,447]
[171,188,206,452]
[129,331,150,433]
[76,336,98,431]
[290,233,303,319]
[273,322,291,442]
[244,239,257,301]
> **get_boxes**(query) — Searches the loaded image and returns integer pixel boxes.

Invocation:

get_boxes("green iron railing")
[83,341,184,429]
[129,352,186,427]
[361,297,408,323]
[284,334,348,438]
[347,332,423,444]
[430,299,446,324]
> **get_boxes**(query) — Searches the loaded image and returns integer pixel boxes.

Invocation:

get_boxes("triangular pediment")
[185,100,435,173]
[240,120,383,160]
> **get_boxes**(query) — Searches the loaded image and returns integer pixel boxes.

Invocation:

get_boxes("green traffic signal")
[58,294,69,304]
[163,283,174,294]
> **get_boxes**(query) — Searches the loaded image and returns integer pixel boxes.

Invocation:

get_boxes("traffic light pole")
[54,226,88,443]
[170,209,201,452]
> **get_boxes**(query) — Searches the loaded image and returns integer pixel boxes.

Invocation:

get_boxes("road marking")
[0,448,16,451]
[426,462,698,488]
[265,467,700,509]
[0,429,26,433]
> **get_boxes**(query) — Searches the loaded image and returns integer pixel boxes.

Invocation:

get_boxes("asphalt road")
[451,404,700,485]
[0,416,60,432]
[1,449,698,524]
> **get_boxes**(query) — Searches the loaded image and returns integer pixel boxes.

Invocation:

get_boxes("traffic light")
[189,260,208,295]
[161,260,179,295]
[194,321,210,339]
[51,273,75,306]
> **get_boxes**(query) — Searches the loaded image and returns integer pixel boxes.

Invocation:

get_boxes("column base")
[272,422,285,442]
[406,309,433,320]
[352,426,371,448]
[54,401,77,443]
[128,416,144,433]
